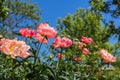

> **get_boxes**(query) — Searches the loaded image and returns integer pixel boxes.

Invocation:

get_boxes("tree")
[50,8,119,79]
[0,0,42,79]
[89,0,120,42]
[90,0,120,17]
[0,0,41,38]
[89,1,120,78]
[0,0,10,19]
[0,0,119,79]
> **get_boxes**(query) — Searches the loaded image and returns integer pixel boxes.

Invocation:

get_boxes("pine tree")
[0,0,41,38]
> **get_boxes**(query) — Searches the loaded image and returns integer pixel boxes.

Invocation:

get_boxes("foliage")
[90,0,120,17]
[0,0,10,19]
[89,0,120,41]
[0,0,41,38]
[0,0,120,80]
[56,9,120,79]
[0,19,118,79]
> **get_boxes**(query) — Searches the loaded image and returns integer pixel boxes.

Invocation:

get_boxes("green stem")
[34,43,41,65]
[34,36,46,65]
[56,59,59,70]
[12,59,15,80]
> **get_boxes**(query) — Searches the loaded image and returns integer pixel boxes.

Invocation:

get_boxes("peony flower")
[19,28,36,37]
[82,48,89,55]
[57,53,65,60]
[20,52,32,59]
[73,57,82,61]
[80,36,93,44]
[37,23,57,38]
[52,36,61,48]
[35,33,48,44]
[99,49,116,63]
[60,37,73,48]
[87,38,93,44]
[0,38,32,59]
[52,36,72,48]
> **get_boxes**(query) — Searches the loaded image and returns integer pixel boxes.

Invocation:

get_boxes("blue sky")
[34,0,119,28]
[29,0,120,57]
[34,0,89,27]
[32,0,90,56]
[32,0,119,44]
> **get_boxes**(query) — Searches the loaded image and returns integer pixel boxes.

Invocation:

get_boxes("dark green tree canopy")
[89,0,120,41]
[51,9,120,79]
[90,0,120,18]
[57,9,113,46]
[0,0,41,38]
[0,0,10,19]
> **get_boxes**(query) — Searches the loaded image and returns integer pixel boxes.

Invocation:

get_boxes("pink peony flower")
[52,36,72,48]
[80,36,93,44]
[52,36,61,48]
[99,49,116,63]
[0,38,32,59]
[20,52,32,59]
[82,48,89,55]
[35,33,48,44]
[73,57,82,61]
[60,37,73,48]
[37,23,57,38]
[19,28,36,37]
[57,53,65,60]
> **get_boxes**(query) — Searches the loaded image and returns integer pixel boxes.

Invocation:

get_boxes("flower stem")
[34,36,46,65]
[12,59,15,80]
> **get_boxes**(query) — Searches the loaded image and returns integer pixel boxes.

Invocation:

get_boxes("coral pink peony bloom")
[82,48,89,55]
[52,36,72,48]
[73,57,82,61]
[52,36,61,48]
[99,49,116,63]
[35,33,48,44]
[57,53,65,60]
[20,52,32,58]
[37,23,57,38]
[60,37,72,48]
[80,36,93,44]
[0,38,32,59]
[19,28,36,37]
